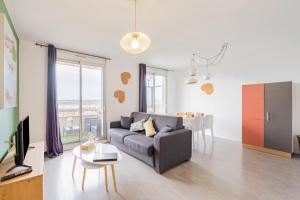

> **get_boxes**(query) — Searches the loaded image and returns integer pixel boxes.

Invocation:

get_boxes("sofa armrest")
[110,121,121,128]
[153,129,192,173]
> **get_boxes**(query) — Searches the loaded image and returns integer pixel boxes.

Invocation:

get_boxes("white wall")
[19,39,139,144]
[19,40,48,143]
[168,45,300,152]
[105,59,139,124]
[166,71,177,114]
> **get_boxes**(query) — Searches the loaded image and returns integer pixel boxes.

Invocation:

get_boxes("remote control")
[1,167,32,182]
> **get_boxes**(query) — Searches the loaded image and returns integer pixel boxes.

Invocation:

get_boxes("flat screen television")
[6,116,31,172]
[22,116,30,159]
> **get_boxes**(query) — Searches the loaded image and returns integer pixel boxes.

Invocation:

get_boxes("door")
[56,62,81,144]
[56,61,105,144]
[81,64,104,140]
[242,84,265,147]
[264,82,292,153]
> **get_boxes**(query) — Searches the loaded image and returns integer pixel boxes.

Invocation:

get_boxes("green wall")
[0,0,19,162]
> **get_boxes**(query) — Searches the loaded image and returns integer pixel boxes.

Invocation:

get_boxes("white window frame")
[146,68,168,114]
[56,50,107,144]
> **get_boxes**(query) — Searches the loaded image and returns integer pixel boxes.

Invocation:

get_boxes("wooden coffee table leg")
[104,166,108,192]
[82,168,86,190]
[72,156,77,177]
[111,164,117,192]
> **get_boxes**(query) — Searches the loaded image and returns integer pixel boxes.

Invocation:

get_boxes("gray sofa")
[109,112,192,173]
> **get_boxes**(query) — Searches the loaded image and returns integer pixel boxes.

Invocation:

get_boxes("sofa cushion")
[130,112,150,122]
[150,114,183,131]
[120,116,133,129]
[109,128,138,144]
[130,119,146,132]
[157,125,173,134]
[144,118,157,137]
[124,134,154,156]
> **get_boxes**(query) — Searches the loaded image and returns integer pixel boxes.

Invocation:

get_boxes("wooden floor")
[45,137,300,200]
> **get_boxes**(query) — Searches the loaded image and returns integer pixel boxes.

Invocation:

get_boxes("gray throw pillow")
[158,126,173,134]
[120,116,133,129]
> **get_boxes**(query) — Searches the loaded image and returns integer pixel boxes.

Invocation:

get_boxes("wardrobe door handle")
[266,112,270,122]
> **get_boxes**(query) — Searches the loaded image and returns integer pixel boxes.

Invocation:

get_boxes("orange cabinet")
[242,84,265,147]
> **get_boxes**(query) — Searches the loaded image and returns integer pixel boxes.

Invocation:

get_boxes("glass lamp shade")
[185,77,198,84]
[203,73,212,80]
[120,32,151,54]
[189,66,197,76]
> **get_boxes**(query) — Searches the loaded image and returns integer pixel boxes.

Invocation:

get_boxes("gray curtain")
[139,63,147,112]
[46,44,63,158]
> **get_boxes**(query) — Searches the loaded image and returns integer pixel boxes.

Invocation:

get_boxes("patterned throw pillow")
[130,119,146,132]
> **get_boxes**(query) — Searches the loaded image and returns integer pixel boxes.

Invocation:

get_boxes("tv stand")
[6,164,32,173]
[0,142,44,200]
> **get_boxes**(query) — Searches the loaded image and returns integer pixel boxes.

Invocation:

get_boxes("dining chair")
[191,114,214,148]
[191,116,204,148]
[203,114,214,140]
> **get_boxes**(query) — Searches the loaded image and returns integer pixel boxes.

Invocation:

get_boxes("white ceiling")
[4,0,300,68]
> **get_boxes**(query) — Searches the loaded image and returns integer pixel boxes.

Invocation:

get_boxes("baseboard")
[211,134,241,142]
[203,132,241,142]
[243,144,292,158]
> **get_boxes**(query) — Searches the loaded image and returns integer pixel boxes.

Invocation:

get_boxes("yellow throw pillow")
[144,118,157,137]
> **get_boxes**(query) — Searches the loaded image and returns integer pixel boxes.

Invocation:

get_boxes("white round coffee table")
[72,143,122,191]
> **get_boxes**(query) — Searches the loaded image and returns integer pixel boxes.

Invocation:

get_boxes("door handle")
[266,112,270,122]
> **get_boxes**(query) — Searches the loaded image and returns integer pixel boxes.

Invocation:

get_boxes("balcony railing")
[58,100,102,144]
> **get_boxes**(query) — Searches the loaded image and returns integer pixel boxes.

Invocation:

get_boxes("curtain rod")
[147,66,175,72]
[35,42,111,61]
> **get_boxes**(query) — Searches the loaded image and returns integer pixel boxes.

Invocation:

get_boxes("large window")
[146,69,167,114]
[56,61,104,144]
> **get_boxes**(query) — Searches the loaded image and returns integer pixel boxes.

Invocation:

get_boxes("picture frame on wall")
[0,13,18,108]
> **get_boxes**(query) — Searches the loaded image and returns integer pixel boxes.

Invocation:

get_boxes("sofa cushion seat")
[109,128,137,144]
[124,134,154,156]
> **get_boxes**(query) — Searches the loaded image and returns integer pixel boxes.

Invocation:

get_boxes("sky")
[56,63,102,101]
